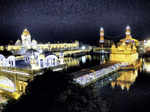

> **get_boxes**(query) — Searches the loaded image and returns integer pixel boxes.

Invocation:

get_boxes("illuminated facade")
[0,51,64,70]
[110,26,139,64]
[26,52,64,70]
[0,28,84,70]
[0,55,15,67]
[0,73,29,103]
[7,28,79,52]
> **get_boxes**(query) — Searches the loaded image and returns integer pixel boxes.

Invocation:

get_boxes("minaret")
[125,25,132,40]
[99,27,104,43]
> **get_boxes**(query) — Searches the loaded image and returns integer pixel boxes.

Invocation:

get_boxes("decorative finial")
[24,28,28,32]
[125,25,131,35]
[100,27,104,31]
[22,28,30,36]
[126,25,130,30]
[100,27,104,37]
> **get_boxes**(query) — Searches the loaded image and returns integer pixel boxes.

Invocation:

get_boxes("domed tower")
[99,27,105,48]
[21,29,32,49]
[15,39,21,46]
[125,25,132,40]
[120,25,139,46]
[99,27,104,43]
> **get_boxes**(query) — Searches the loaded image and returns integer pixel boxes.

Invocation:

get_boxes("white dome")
[15,39,21,46]
[32,40,37,45]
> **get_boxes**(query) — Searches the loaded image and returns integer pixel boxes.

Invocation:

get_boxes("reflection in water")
[1,53,149,112]
[93,72,120,89]
[80,55,92,64]
[64,55,92,68]
[111,70,138,90]
[64,57,80,68]
[81,56,86,64]
[3,53,150,112]
[99,54,108,64]
[92,54,109,65]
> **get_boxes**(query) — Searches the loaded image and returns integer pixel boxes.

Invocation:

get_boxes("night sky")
[0,0,150,43]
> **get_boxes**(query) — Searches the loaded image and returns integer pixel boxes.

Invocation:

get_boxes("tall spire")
[125,25,132,39]
[99,27,104,43]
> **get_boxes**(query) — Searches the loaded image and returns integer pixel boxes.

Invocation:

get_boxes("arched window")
[45,55,58,67]
[7,56,16,67]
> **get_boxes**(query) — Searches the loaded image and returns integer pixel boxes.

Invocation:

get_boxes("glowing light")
[126,25,130,30]
[147,40,150,44]
[81,46,86,50]
[143,61,150,73]
[81,56,86,63]
[1,69,30,76]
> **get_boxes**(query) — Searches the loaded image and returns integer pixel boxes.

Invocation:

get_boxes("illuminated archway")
[45,55,58,67]
[7,56,16,67]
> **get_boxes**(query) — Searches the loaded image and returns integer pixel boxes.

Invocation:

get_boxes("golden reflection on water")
[0,55,146,104]
[111,70,138,91]
[64,55,92,68]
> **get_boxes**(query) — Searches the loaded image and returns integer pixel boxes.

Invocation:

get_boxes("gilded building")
[110,26,139,64]
[120,25,139,46]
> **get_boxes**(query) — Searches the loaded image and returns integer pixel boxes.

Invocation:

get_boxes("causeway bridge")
[73,63,129,87]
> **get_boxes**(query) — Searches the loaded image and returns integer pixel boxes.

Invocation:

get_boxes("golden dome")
[15,39,21,46]
[22,29,30,36]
